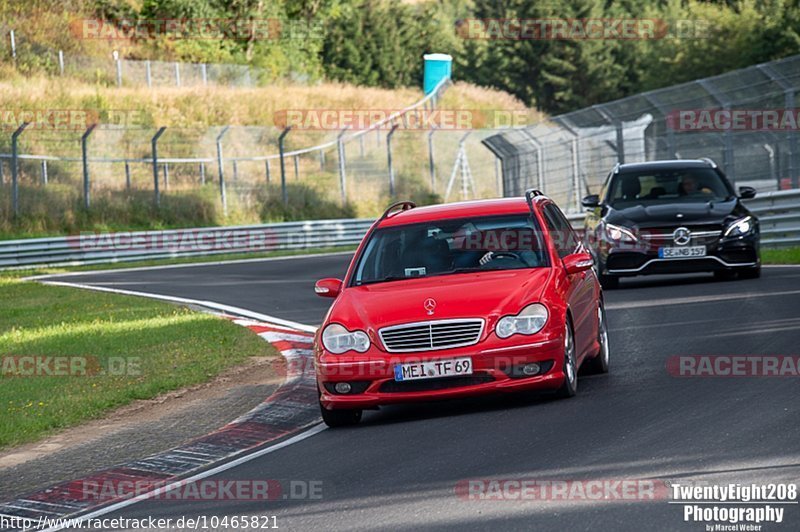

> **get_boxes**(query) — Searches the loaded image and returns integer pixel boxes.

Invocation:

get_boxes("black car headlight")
[496,304,549,339]
[723,216,754,239]
[322,324,370,354]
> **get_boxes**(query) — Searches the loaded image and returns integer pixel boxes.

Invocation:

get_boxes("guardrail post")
[41,160,48,185]
[151,126,167,207]
[145,60,152,88]
[337,127,349,205]
[319,150,325,170]
[58,50,64,76]
[216,126,230,215]
[278,126,292,205]
[125,161,131,190]
[199,162,206,185]
[81,124,97,210]
[232,160,239,181]
[9,30,16,62]
[174,62,181,87]
[115,59,122,87]
[265,160,271,185]
[201,63,208,86]
[387,124,399,198]
[11,121,29,217]
[427,127,436,191]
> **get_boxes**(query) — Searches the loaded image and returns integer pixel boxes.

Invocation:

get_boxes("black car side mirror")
[738,186,757,199]
[581,194,600,208]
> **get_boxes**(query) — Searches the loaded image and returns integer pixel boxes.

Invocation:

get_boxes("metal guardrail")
[1,190,797,269]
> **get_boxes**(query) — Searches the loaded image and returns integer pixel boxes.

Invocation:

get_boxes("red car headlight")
[496,303,549,339]
[322,324,370,354]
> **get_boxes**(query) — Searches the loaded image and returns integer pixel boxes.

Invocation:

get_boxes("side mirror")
[563,252,594,275]
[581,194,600,208]
[739,186,756,199]
[314,278,342,298]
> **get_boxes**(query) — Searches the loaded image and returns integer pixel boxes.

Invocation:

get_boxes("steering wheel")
[491,251,522,261]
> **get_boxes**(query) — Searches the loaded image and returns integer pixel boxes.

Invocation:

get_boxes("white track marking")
[38,281,318,333]
[22,250,354,280]
[33,425,327,532]
[23,279,325,532]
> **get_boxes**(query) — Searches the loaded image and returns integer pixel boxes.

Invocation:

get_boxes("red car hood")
[330,268,551,334]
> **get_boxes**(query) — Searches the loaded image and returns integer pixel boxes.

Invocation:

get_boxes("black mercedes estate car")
[582,158,760,288]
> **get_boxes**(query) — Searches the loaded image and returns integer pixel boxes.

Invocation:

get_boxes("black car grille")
[639,225,722,246]
[379,373,494,393]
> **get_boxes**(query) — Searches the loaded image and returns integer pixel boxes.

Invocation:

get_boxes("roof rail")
[612,162,621,174]
[379,200,416,222]
[524,189,544,217]
[699,157,717,168]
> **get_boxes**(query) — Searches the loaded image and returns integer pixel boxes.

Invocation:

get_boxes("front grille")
[639,226,722,246]
[379,373,494,393]
[379,319,484,353]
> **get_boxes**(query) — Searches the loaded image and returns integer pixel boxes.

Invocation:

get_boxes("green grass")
[762,247,800,264]
[0,278,277,449]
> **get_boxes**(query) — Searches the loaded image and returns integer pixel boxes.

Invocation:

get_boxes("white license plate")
[393,357,473,382]
[658,246,706,258]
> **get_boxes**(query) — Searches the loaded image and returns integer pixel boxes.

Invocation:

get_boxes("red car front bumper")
[317,334,567,410]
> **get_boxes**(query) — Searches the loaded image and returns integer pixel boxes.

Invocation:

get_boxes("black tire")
[599,274,619,289]
[319,401,362,428]
[585,302,610,375]
[556,317,578,398]
[739,264,761,279]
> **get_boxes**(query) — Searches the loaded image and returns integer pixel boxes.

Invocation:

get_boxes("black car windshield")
[608,168,734,208]
[351,214,549,286]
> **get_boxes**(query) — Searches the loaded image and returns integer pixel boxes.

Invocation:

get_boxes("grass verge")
[0,278,277,449]
[762,247,800,264]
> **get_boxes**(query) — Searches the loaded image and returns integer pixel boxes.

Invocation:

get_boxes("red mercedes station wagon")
[313,190,609,427]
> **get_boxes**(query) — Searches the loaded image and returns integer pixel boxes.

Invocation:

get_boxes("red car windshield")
[351,214,549,286]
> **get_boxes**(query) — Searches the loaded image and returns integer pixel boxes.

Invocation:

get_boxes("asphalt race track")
[43,257,800,531]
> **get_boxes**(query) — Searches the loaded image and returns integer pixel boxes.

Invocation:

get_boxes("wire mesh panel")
[482,54,800,212]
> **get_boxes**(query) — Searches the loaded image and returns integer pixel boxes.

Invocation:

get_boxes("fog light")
[334,382,352,394]
[522,363,540,376]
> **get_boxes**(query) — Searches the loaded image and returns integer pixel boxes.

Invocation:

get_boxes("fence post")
[201,63,208,86]
[758,64,799,188]
[216,126,230,215]
[265,159,271,184]
[81,124,97,209]
[41,160,48,185]
[199,162,206,185]
[115,59,122,87]
[595,105,624,164]
[145,60,152,88]
[427,127,436,191]
[387,124,399,198]
[293,155,299,179]
[58,50,64,76]
[9,30,16,62]
[232,160,239,181]
[554,118,583,212]
[174,62,181,87]
[151,126,167,207]
[319,150,325,170]
[11,122,29,217]
[521,130,545,192]
[337,127,349,205]
[0,160,4,185]
[125,161,131,190]
[278,126,292,205]
[163,163,169,189]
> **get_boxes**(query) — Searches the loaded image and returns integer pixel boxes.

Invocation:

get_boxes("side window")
[543,204,578,259]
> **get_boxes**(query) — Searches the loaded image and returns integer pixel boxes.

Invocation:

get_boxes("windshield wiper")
[357,275,412,286]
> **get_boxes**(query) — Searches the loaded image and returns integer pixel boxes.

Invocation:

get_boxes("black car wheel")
[556,317,578,398]
[318,387,362,428]
[585,303,610,375]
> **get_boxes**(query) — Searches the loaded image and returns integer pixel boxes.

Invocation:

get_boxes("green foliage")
[257,182,356,222]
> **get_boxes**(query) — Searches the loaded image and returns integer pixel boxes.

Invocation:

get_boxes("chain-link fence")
[0,79,507,226]
[483,54,800,213]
